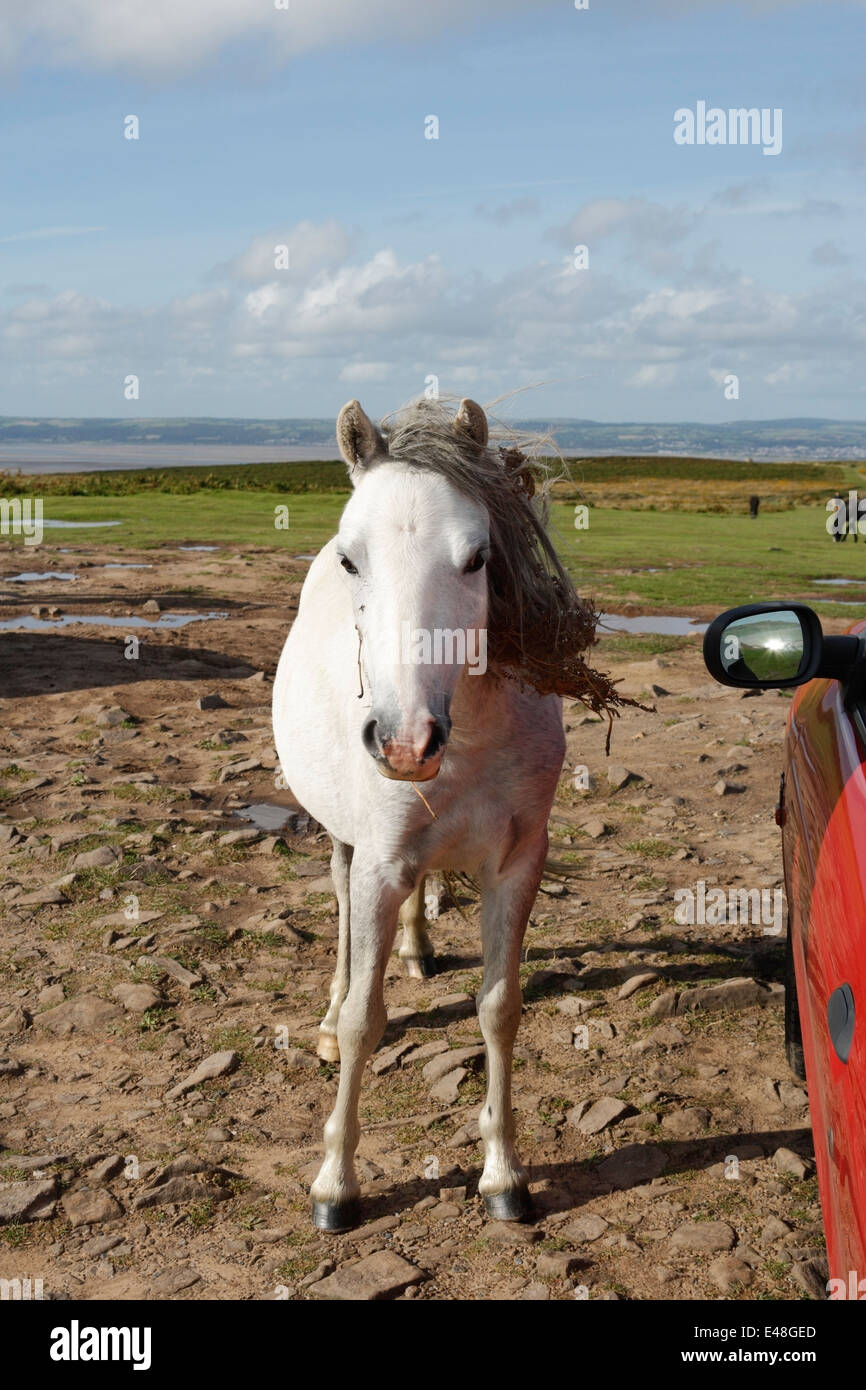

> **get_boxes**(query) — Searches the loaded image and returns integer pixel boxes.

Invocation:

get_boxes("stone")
[618,971,659,1000]
[72,845,121,870]
[308,1251,424,1301]
[484,1221,541,1246]
[371,1041,415,1075]
[166,1050,240,1100]
[138,954,202,988]
[762,1217,792,1243]
[660,1107,711,1137]
[677,977,781,1015]
[142,599,161,616]
[608,765,640,791]
[0,1177,58,1224]
[648,989,678,1018]
[597,1144,667,1190]
[151,1266,202,1296]
[581,819,608,840]
[197,694,229,710]
[0,1056,23,1076]
[36,995,121,1036]
[402,1040,450,1065]
[429,1068,467,1104]
[96,706,127,727]
[670,1221,736,1253]
[422,1046,485,1084]
[773,1147,813,1180]
[134,1176,231,1210]
[38,984,65,1007]
[778,1082,808,1110]
[62,1188,124,1227]
[577,1097,631,1135]
[537,1250,585,1278]
[560,1212,609,1243]
[790,1260,827,1300]
[113,983,163,1014]
[92,1154,125,1184]
[709,1255,754,1293]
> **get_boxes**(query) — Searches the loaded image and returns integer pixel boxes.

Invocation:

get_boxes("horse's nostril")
[361,717,380,756]
[421,714,451,762]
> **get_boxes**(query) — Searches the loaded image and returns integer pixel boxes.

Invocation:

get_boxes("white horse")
[273,397,567,1231]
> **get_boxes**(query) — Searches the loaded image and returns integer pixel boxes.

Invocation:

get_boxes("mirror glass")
[719,610,806,682]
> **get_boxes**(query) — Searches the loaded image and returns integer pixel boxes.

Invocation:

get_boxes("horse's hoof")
[311,1199,360,1233]
[402,954,436,980]
[316,1032,340,1063]
[484,1188,533,1223]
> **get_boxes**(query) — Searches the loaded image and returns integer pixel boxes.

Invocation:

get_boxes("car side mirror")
[703,602,860,689]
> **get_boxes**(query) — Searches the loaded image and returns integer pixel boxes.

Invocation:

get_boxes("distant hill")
[1,415,865,460]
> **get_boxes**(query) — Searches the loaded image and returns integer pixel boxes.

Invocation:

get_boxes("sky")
[0,0,864,423]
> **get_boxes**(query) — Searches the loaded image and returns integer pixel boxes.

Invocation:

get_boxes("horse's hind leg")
[397,877,436,979]
[317,837,353,1063]
[476,834,547,1221]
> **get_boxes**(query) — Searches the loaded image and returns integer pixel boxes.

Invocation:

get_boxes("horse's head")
[335,397,490,782]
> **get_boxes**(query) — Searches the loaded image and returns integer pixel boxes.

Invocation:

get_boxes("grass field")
[4,456,866,618]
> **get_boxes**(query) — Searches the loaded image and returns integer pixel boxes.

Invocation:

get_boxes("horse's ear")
[454,398,488,449]
[336,400,384,480]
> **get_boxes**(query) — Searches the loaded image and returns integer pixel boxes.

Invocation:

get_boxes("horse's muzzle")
[362,712,451,781]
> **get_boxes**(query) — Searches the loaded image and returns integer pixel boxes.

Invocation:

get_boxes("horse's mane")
[377,397,638,744]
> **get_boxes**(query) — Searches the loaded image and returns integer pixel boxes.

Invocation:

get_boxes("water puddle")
[179,545,220,552]
[233,800,320,835]
[6,572,78,583]
[293,554,317,562]
[0,610,228,633]
[812,578,865,587]
[104,563,153,570]
[599,612,708,636]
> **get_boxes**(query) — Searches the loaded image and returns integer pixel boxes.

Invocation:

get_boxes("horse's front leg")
[397,876,436,978]
[310,855,405,1231]
[476,832,547,1221]
[317,838,353,1063]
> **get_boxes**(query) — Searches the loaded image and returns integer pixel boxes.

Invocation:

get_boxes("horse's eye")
[340,555,359,576]
[464,550,486,574]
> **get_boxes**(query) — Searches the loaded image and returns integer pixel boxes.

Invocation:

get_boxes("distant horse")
[273,396,611,1231]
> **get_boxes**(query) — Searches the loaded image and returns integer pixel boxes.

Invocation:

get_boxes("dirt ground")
[0,544,827,1301]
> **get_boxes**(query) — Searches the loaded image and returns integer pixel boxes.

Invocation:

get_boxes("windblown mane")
[378,397,637,745]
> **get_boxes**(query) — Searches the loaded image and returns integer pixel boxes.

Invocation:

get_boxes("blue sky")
[1,0,864,421]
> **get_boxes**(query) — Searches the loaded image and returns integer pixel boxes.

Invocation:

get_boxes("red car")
[704,602,866,1293]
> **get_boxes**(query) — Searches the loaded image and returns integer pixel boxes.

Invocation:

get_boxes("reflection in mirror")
[719,610,806,682]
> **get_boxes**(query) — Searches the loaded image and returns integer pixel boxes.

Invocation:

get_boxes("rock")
[597,1144,667,1190]
[38,984,65,1007]
[218,829,261,847]
[96,706,127,727]
[138,954,201,988]
[18,885,69,906]
[778,1082,808,1110]
[0,1056,23,1076]
[564,1099,592,1128]
[62,1188,124,1227]
[36,995,121,1036]
[660,1107,711,1137]
[308,1251,424,1301]
[577,1097,631,1135]
[773,1147,813,1180]
[484,1221,541,1246]
[402,1040,450,1065]
[677,977,781,1014]
[134,1176,231,1210]
[166,1050,240,1100]
[92,1154,125,1184]
[429,1068,467,1104]
[151,1266,202,1296]
[618,971,659,1000]
[714,779,744,796]
[648,989,678,1018]
[0,1177,58,1224]
[762,1216,792,1243]
[560,1212,609,1243]
[516,1282,550,1300]
[72,845,121,870]
[790,1259,827,1300]
[608,765,640,791]
[113,983,163,1014]
[709,1255,754,1293]
[670,1221,736,1253]
[371,1041,415,1075]
[197,694,229,710]
[421,1046,485,1084]
[219,758,262,783]
[581,819,608,840]
[142,599,162,615]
